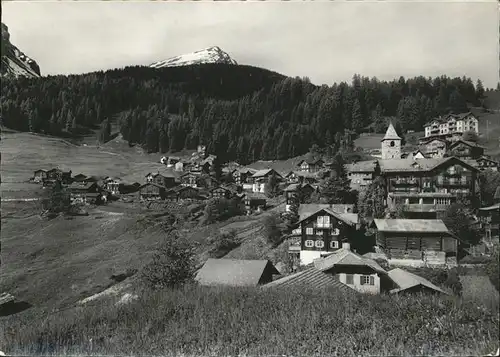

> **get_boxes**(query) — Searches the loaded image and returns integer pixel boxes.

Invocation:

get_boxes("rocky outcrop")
[1,23,41,78]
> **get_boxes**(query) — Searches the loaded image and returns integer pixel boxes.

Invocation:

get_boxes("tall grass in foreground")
[1,285,498,356]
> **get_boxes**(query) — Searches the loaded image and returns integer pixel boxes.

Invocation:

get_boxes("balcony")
[390,179,419,186]
[403,204,450,212]
[313,223,332,229]
[436,180,471,187]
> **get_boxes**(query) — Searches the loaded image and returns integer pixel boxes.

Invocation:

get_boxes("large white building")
[423,112,479,141]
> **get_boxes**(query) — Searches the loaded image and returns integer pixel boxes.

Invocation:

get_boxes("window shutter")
[360,276,365,285]
[370,276,375,285]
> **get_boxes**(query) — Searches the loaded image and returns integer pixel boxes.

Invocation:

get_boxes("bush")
[141,229,196,289]
[209,229,240,258]
[483,251,499,292]
[202,197,245,225]
[459,255,493,265]
[263,214,284,247]
[444,268,463,296]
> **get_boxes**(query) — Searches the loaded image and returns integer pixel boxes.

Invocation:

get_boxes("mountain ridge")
[1,23,41,78]
[150,46,238,68]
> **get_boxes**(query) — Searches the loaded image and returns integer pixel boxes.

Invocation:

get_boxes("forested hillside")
[1,63,488,164]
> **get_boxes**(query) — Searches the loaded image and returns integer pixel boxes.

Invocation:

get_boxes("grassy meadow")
[1,285,498,357]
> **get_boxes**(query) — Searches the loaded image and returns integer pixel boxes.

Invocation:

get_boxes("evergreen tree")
[264,172,279,198]
[351,98,364,132]
[321,154,352,204]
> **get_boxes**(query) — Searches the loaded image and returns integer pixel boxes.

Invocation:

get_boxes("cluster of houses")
[31,168,131,205]
[194,244,450,296]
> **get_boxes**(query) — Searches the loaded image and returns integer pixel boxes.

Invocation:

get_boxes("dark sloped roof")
[495,186,500,200]
[297,204,358,225]
[382,123,401,141]
[139,182,165,189]
[379,157,478,173]
[449,140,485,149]
[195,259,280,287]
[262,267,357,293]
[388,268,448,294]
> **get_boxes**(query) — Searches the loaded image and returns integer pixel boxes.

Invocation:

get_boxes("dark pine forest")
[0,63,488,164]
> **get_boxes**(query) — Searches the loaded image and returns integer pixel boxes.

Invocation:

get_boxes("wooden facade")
[297,159,324,173]
[180,172,199,188]
[68,182,102,204]
[476,157,499,172]
[33,169,47,183]
[210,187,232,199]
[448,141,484,160]
[298,209,356,255]
[169,186,202,201]
[139,183,167,200]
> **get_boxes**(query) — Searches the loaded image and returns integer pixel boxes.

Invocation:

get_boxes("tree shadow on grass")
[0,301,32,317]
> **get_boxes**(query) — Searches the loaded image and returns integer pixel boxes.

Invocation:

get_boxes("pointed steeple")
[381,122,401,141]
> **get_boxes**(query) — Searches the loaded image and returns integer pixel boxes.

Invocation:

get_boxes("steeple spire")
[382,122,402,141]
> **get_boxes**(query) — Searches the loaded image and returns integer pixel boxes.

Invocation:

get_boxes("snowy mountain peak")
[1,23,41,78]
[150,46,238,69]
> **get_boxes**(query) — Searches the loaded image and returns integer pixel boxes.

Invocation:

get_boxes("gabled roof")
[284,183,302,192]
[388,268,449,295]
[477,156,499,164]
[373,219,450,233]
[313,248,387,275]
[251,169,282,178]
[195,259,280,287]
[262,267,357,293]
[73,173,87,178]
[345,160,377,173]
[379,157,478,173]
[381,123,401,141]
[298,204,354,220]
[139,182,165,189]
[236,167,257,175]
[449,140,485,149]
[68,182,98,190]
[297,158,324,166]
[296,207,358,226]
[34,169,48,173]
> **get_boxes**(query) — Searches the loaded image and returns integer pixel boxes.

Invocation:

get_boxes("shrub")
[263,213,284,247]
[460,255,493,265]
[209,229,240,258]
[444,268,463,296]
[483,251,499,292]
[141,229,196,289]
[202,197,244,225]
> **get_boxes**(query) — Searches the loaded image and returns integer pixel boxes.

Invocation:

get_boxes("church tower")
[381,122,402,160]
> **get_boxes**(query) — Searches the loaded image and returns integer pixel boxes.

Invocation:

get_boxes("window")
[360,275,375,285]
[332,228,340,236]
[390,141,395,147]
[306,228,313,235]
[330,240,339,249]
[315,240,325,249]
[346,274,354,285]
[305,240,314,248]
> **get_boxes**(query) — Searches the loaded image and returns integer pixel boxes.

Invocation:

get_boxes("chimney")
[342,242,351,251]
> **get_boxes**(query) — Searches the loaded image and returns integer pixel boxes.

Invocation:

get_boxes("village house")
[283,171,319,185]
[381,123,402,160]
[312,243,390,294]
[422,112,479,142]
[195,259,280,287]
[476,156,500,172]
[180,171,200,188]
[370,219,458,267]
[32,169,48,183]
[296,158,325,173]
[421,138,447,158]
[166,185,204,202]
[232,168,257,188]
[103,177,121,195]
[387,268,449,295]
[68,182,102,205]
[244,195,267,215]
[381,156,479,218]
[345,161,378,191]
[42,168,72,186]
[210,186,234,200]
[448,140,485,160]
[288,205,359,266]
[478,187,500,243]
[138,182,167,200]
[283,183,316,212]
[145,171,178,188]
[72,173,88,183]
[249,169,283,193]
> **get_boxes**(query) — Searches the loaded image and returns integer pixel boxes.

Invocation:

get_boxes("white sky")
[3,0,499,88]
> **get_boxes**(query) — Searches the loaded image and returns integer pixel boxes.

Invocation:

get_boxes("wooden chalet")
[284,183,316,212]
[448,140,485,160]
[68,182,102,205]
[167,186,204,201]
[284,171,319,185]
[32,169,48,183]
[476,156,499,172]
[138,182,167,200]
[249,169,283,193]
[478,191,500,242]
[180,171,200,188]
[371,219,458,267]
[297,158,325,173]
[233,168,257,188]
[103,177,121,195]
[145,171,178,188]
[244,196,267,214]
[290,206,359,266]
[210,186,234,199]
[72,173,88,183]
[421,138,447,159]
